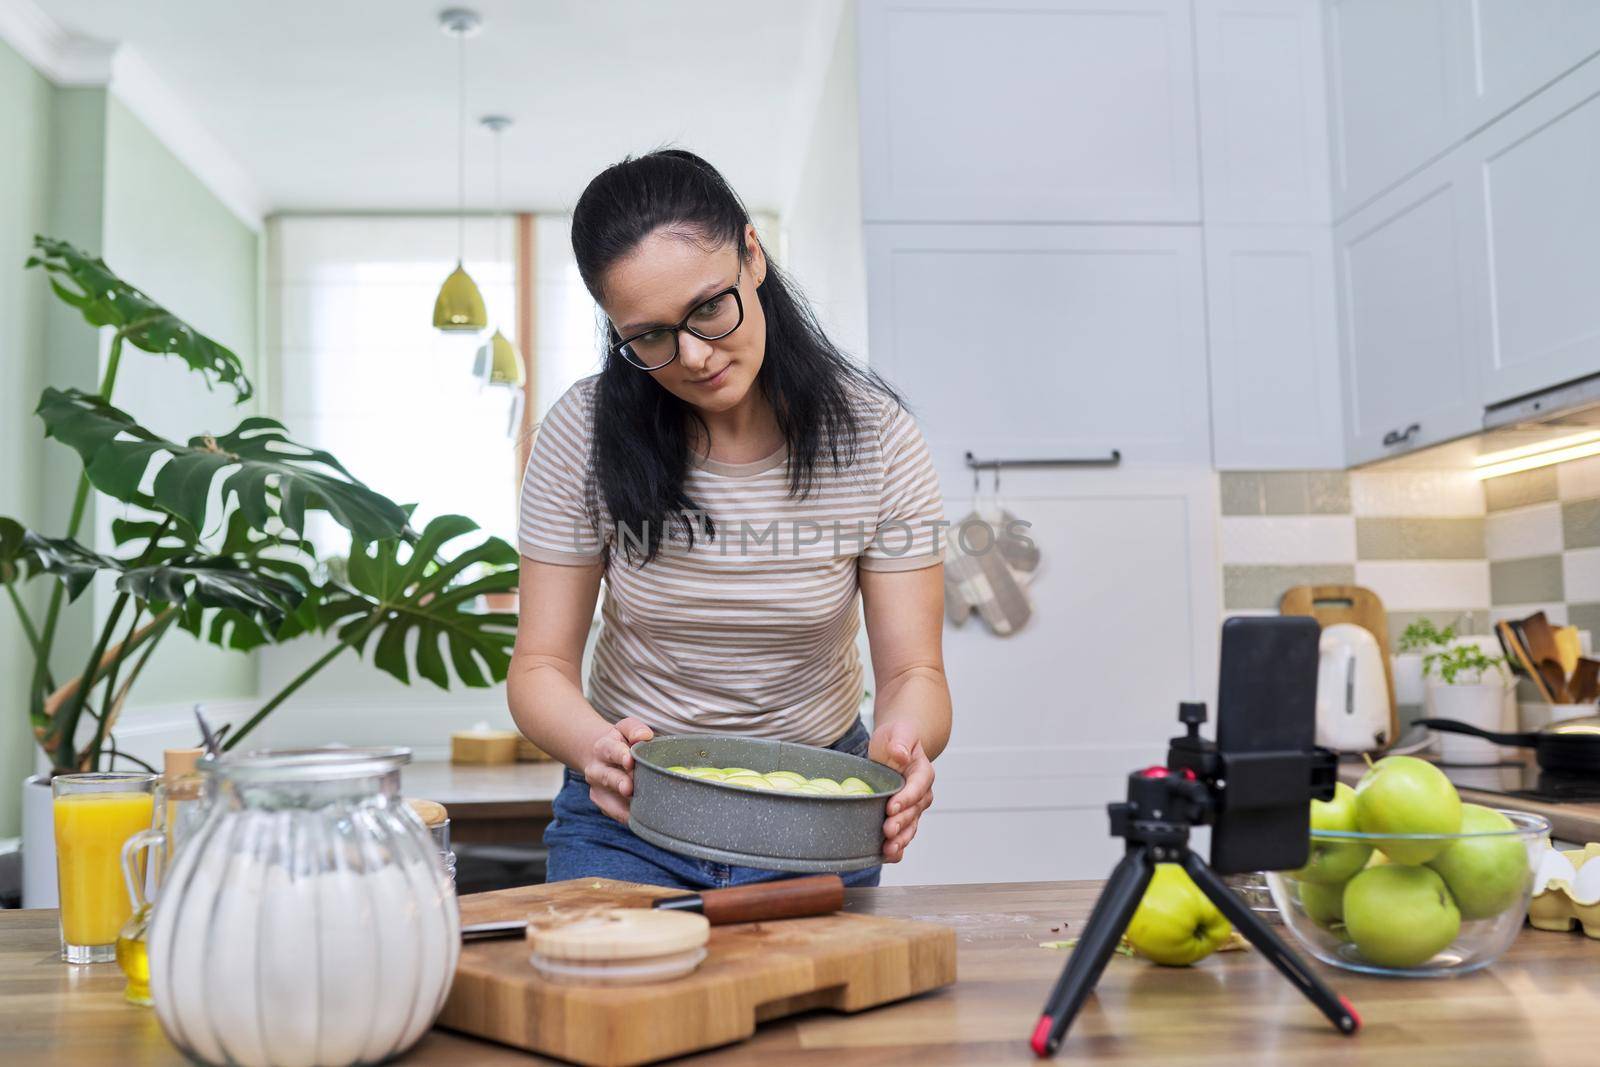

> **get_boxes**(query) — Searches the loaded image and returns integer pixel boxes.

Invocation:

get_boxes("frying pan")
[1418,716,1600,775]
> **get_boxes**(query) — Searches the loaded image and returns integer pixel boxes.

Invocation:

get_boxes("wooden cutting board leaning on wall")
[1279,584,1399,748]
[437,878,958,1067]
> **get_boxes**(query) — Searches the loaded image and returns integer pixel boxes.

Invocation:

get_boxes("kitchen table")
[3,880,1596,1066]
[401,758,563,847]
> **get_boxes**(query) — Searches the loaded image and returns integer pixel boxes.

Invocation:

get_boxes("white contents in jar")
[149,808,458,1067]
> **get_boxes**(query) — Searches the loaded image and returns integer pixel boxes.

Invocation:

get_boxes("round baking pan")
[628,735,905,873]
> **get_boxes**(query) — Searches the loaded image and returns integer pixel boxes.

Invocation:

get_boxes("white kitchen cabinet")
[1207,226,1344,469]
[857,0,1200,222]
[1324,0,1467,218]
[880,471,1222,886]
[864,223,1211,476]
[1466,1,1600,131]
[1194,0,1332,225]
[1467,57,1600,405]
[1335,156,1487,466]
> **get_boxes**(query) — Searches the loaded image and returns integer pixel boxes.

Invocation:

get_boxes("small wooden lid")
[407,798,449,827]
[528,908,709,962]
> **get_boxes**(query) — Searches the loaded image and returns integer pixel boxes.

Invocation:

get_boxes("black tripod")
[1030,703,1361,1058]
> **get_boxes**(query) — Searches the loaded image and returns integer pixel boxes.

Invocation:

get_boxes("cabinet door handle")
[1382,423,1421,447]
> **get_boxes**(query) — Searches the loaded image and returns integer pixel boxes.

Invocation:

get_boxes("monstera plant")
[1,237,518,775]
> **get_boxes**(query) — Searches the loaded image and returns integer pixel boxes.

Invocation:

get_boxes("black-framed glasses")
[610,256,745,371]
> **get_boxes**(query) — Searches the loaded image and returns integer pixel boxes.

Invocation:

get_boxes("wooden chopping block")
[438,878,958,1067]
[1279,584,1398,746]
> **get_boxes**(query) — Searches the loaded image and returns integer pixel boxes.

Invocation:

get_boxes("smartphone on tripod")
[1031,616,1357,1057]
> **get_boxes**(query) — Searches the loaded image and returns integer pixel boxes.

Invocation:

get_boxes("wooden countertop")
[5,880,1598,1066]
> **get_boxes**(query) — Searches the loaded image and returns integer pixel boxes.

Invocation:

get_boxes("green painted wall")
[0,47,262,834]
[99,96,261,707]
[0,40,54,837]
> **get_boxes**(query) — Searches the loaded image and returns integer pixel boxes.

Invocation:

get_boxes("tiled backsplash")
[1221,458,1600,719]
[1220,469,1490,646]
[1483,457,1600,635]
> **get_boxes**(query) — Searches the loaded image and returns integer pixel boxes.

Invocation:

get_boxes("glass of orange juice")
[53,773,156,963]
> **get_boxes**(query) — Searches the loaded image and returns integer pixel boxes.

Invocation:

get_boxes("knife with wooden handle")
[460,875,847,941]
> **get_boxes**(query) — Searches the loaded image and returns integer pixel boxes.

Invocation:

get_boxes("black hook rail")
[963,450,1122,470]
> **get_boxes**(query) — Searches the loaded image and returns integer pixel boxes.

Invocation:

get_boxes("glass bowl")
[1265,809,1549,977]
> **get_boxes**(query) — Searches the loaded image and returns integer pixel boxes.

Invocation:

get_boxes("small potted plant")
[1395,617,1456,710]
[1423,644,1510,765]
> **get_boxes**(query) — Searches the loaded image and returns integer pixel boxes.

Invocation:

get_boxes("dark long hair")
[570,148,899,565]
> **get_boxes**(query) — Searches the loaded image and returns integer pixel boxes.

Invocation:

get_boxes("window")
[267,215,599,551]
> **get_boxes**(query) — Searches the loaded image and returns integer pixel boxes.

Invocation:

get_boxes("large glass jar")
[147,747,460,1067]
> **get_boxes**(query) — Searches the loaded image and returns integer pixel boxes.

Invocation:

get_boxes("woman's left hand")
[869,719,934,862]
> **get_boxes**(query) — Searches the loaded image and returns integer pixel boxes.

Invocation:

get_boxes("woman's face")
[600,223,767,415]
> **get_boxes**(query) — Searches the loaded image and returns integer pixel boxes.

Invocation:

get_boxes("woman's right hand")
[583,717,655,823]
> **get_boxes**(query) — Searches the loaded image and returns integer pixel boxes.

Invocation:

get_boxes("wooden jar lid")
[528,909,709,962]
[407,798,449,827]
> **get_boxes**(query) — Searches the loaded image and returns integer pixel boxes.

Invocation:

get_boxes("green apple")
[725,774,774,791]
[806,778,845,794]
[1343,864,1461,968]
[666,765,689,773]
[1292,783,1372,884]
[765,771,807,784]
[1355,756,1462,863]
[721,767,756,778]
[685,767,725,780]
[1425,804,1529,920]
[1297,880,1346,927]
[841,777,873,795]
[1125,864,1233,966]
[762,776,802,791]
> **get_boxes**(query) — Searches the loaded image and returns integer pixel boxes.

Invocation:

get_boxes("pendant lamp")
[433,8,487,333]
[476,114,526,386]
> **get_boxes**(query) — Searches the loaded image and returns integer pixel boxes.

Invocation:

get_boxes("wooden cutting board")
[436,878,957,1067]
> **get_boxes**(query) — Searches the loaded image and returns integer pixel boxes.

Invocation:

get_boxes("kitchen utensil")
[1540,659,1571,703]
[652,873,845,922]
[1555,626,1583,677]
[1280,584,1397,746]
[1571,658,1600,704]
[458,875,848,943]
[1523,612,1563,673]
[1267,809,1549,976]
[1419,716,1600,775]
[628,735,904,872]
[438,878,956,1067]
[1496,619,1553,701]
[1314,623,1391,752]
[528,908,710,986]
[147,747,459,1067]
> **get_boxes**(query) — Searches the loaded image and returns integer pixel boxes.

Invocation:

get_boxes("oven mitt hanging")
[944,511,1039,636]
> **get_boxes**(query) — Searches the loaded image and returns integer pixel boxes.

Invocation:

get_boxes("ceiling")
[29,0,840,217]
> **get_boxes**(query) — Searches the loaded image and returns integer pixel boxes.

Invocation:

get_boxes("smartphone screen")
[1211,615,1321,874]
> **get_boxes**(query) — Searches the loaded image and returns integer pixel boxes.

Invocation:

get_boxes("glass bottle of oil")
[117,748,205,1006]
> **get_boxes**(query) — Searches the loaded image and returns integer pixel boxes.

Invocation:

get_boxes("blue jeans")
[545,718,882,890]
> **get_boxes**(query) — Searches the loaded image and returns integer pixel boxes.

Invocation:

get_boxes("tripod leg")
[1182,855,1360,1036]
[1032,847,1155,1057]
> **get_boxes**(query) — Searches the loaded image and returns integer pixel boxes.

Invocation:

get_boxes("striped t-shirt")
[517,375,946,746]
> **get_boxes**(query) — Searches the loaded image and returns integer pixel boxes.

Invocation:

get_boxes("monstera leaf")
[317,514,518,688]
[38,387,410,543]
[0,526,121,602]
[26,236,253,401]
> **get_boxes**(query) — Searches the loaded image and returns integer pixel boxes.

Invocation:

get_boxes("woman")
[508,149,951,889]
